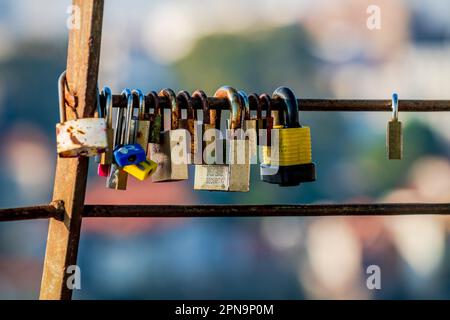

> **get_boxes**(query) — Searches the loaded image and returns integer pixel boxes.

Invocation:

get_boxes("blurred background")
[1,0,450,299]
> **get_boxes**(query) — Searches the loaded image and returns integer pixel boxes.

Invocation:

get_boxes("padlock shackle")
[214,86,242,130]
[272,87,300,128]
[238,90,251,121]
[249,93,261,120]
[148,91,163,117]
[132,89,145,120]
[101,86,113,128]
[392,93,399,120]
[114,105,125,147]
[58,71,67,123]
[177,90,195,120]
[159,89,179,130]
[259,93,273,120]
[121,88,133,145]
[192,90,210,125]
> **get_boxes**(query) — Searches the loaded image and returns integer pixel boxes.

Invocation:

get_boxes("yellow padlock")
[260,87,316,186]
[124,159,158,181]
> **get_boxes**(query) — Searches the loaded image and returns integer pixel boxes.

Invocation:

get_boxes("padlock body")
[148,129,189,182]
[260,126,315,186]
[136,120,150,153]
[56,118,108,157]
[106,163,128,190]
[262,127,312,166]
[194,165,230,191]
[100,128,114,165]
[113,143,146,167]
[228,138,250,192]
[387,119,402,160]
[124,159,157,181]
[97,163,110,177]
[261,163,316,186]
[244,119,258,164]
[148,114,162,144]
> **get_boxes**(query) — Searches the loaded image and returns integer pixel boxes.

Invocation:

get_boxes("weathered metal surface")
[112,96,450,112]
[56,118,108,157]
[40,0,104,301]
[83,203,450,217]
[0,201,64,222]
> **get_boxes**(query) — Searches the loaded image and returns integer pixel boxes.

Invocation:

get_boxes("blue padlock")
[113,89,147,168]
[114,143,146,167]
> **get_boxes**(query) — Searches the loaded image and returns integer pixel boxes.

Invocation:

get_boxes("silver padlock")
[56,71,108,157]
[106,89,131,190]
[194,90,228,191]
[149,88,189,182]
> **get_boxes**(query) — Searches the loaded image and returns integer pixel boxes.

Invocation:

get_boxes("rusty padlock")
[149,88,189,182]
[56,71,108,157]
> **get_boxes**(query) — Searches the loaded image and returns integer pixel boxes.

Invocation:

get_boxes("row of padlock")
[55,70,403,192]
[55,72,317,191]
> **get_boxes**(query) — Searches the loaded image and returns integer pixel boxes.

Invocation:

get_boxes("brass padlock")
[194,90,228,191]
[56,71,108,157]
[149,88,189,182]
[147,91,163,146]
[239,91,258,165]
[194,86,250,192]
[177,90,203,165]
[387,93,403,160]
[106,89,131,190]
[133,89,151,153]
[260,87,316,186]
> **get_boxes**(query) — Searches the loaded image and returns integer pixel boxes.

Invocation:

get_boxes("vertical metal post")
[39,0,104,300]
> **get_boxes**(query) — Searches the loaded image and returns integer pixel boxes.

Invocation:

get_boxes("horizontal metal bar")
[111,95,450,112]
[0,201,64,222]
[83,203,450,217]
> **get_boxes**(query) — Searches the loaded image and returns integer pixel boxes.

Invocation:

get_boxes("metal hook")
[159,89,178,130]
[101,87,113,128]
[177,90,194,120]
[193,90,210,125]
[248,93,261,120]
[58,71,67,122]
[214,86,242,130]
[132,89,145,119]
[121,89,133,145]
[392,93,399,120]
[272,87,300,128]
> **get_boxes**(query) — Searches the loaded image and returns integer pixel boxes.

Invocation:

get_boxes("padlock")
[99,86,114,164]
[56,71,108,158]
[387,93,403,160]
[106,90,129,190]
[149,88,189,182]
[147,91,163,146]
[194,90,228,191]
[195,86,250,192]
[260,87,316,186]
[239,91,258,164]
[113,89,147,168]
[177,90,202,165]
[123,159,158,181]
[117,89,157,181]
[96,86,114,176]
[133,89,151,152]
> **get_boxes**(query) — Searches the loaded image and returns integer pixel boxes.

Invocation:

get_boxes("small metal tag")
[194,165,230,191]
[387,119,402,160]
